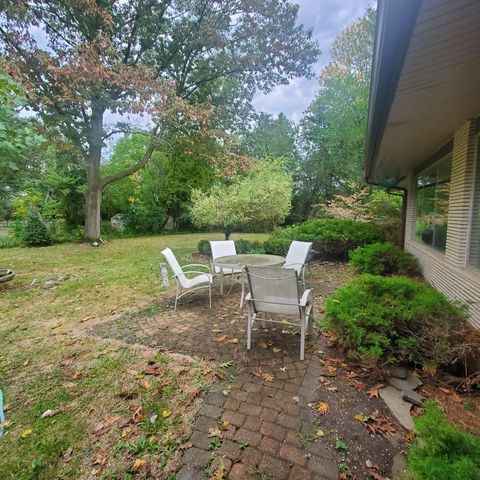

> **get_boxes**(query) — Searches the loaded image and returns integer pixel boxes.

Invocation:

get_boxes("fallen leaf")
[350,380,367,391]
[403,430,416,443]
[315,402,330,415]
[21,428,33,438]
[219,420,230,431]
[262,373,275,382]
[161,410,171,418]
[144,366,164,376]
[212,458,226,479]
[141,381,151,389]
[280,367,287,372]
[149,414,158,424]
[94,416,119,437]
[292,396,300,403]
[208,426,222,438]
[326,386,338,392]
[212,329,222,334]
[316,429,325,437]
[63,382,77,388]
[355,414,368,422]
[272,348,281,353]
[51,322,62,329]
[121,427,132,438]
[61,447,73,462]
[367,387,380,399]
[130,458,147,472]
[366,459,379,470]
[3,404,11,412]
[227,337,239,344]
[23,360,29,367]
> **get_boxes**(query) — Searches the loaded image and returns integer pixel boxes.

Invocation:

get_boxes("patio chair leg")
[247,307,252,350]
[174,285,180,312]
[209,282,212,309]
[300,311,306,360]
[239,277,245,310]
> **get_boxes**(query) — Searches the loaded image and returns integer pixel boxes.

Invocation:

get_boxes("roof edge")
[364,0,422,183]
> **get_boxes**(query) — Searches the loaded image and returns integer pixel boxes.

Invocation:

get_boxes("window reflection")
[415,155,451,252]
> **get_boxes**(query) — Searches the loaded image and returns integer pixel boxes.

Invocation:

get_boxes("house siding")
[404,119,480,329]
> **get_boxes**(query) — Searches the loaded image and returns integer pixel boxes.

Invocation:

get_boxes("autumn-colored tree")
[0,0,319,240]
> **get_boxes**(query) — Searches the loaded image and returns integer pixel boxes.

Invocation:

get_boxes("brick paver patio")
[93,263,398,479]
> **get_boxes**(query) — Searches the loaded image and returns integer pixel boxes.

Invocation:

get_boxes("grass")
[0,232,267,479]
[406,401,480,480]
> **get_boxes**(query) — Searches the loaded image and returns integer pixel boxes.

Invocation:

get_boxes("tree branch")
[100,126,161,187]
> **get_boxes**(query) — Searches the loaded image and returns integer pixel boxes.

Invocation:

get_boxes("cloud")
[253,0,376,122]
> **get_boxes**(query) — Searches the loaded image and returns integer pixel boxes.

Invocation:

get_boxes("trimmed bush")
[235,239,265,254]
[197,239,265,256]
[21,210,51,246]
[323,275,467,365]
[407,402,480,479]
[264,218,385,259]
[349,242,419,276]
[197,239,211,255]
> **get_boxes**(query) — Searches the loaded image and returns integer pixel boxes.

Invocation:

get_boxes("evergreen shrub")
[349,242,419,276]
[324,274,467,365]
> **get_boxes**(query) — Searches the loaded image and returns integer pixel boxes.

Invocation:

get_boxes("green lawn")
[0,232,267,479]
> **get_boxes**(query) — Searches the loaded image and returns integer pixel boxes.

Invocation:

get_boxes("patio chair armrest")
[299,288,313,308]
[174,271,212,280]
[181,263,211,273]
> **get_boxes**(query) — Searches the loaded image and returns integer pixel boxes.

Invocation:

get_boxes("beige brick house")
[365,0,480,328]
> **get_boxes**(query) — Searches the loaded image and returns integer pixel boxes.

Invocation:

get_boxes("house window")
[415,155,452,252]
[469,137,480,269]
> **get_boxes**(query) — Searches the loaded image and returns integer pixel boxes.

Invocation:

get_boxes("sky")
[252,0,376,122]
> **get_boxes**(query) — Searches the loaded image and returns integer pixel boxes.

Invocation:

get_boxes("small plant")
[197,239,211,255]
[335,438,347,453]
[338,462,349,473]
[20,209,51,246]
[349,242,419,276]
[324,274,468,366]
[239,442,249,450]
[407,402,480,479]
[235,239,265,254]
[208,437,222,450]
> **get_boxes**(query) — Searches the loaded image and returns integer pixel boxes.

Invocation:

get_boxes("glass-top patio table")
[214,253,286,269]
[214,254,286,308]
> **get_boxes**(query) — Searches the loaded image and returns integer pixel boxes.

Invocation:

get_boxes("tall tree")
[296,7,375,219]
[190,159,292,239]
[241,112,299,172]
[0,0,319,240]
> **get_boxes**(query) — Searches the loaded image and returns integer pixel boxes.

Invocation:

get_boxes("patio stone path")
[93,263,399,479]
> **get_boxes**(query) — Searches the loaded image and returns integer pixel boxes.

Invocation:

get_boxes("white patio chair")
[244,266,314,360]
[283,240,312,286]
[210,240,245,306]
[161,247,212,311]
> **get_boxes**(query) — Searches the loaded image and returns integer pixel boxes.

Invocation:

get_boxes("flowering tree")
[190,160,292,239]
[0,0,319,240]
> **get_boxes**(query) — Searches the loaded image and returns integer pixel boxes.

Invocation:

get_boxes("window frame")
[413,153,452,253]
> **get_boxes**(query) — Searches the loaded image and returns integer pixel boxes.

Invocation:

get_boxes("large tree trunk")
[85,181,102,241]
[84,103,104,241]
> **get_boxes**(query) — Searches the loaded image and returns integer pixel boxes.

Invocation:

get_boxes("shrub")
[349,242,419,276]
[235,239,265,254]
[264,218,385,259]
[197,239,265,255]
[197,239,211,255]
[323,275,468,365]
[407,402,480,479]
[20,209,51,246]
